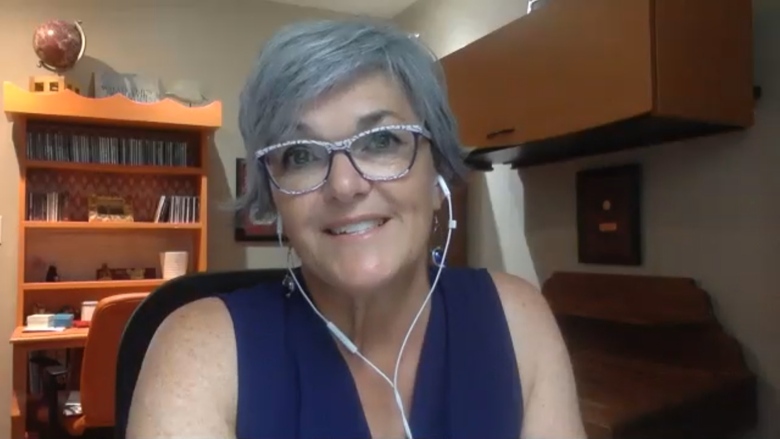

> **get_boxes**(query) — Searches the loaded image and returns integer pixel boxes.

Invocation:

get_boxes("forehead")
[296,72,418,139]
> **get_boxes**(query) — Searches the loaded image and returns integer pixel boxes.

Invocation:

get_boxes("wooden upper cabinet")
[441,0,754,168]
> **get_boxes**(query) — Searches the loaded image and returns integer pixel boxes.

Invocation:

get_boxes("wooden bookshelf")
[24,220,202,230]
[3,81,221,129]
[4,80,222,439]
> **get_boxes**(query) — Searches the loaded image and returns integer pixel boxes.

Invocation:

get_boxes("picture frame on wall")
[234,157,281,243]
[576,163,642,266]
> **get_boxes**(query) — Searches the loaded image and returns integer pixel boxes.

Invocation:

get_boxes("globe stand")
[30,19,87,95]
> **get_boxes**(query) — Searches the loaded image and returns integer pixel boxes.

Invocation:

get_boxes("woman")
[127,19,585,439]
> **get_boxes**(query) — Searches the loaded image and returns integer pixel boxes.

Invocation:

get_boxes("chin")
[327,257,400,293]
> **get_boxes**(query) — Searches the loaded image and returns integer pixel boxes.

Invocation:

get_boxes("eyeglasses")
[255,124,431,195]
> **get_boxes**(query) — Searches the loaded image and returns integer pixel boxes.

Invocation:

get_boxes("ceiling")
[271,0,419,18]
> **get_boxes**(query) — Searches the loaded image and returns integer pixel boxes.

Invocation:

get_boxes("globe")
[32,20,87,72]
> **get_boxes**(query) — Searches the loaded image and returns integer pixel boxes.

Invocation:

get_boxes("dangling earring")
[430,215,445,267]
[282,247,295,298]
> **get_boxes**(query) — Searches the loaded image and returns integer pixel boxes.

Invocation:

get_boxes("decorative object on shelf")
[93,70,162,103]
[160,251,188,280]
[129,268,146,280]
[95,263,157,280]
[28,75,81,94]
[88,194,134,222]
[96,263,111,280]
[576,164,642,266]
[32,19,87,73]
[234,157,281,242]
[109,267,156,280]
[80,301,97,322]
[163,79,209,107]
[45,265,59,282]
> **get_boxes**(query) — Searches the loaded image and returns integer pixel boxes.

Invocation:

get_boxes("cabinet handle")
[486,128,515,139]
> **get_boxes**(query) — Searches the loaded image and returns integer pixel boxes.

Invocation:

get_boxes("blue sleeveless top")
[219,266,522,439]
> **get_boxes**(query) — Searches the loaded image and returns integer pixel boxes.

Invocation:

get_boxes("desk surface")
[9,326,88,347]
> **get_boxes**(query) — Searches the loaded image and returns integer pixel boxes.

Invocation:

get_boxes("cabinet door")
[441,37,517,149]
[445,0,656,148]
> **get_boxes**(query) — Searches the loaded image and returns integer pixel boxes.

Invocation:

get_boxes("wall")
[0,0,345,435]
[395,1,779,438]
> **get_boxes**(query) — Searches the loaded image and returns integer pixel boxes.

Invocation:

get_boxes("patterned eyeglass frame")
[255,124,432,195]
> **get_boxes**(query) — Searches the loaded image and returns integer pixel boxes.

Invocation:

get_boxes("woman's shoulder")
[486,270,559,353]
[127,296,238,437]
[151,280,284,353]
[485,270,573,406]
[487,270,550,324]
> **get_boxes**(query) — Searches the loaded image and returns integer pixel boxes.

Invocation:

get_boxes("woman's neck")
[301,260,432,357]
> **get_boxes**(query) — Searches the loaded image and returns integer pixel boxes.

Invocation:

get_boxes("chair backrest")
[114,268,287,439]
[81,292,148,428]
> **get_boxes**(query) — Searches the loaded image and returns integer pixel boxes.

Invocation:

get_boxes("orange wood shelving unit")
[3,81,222,439]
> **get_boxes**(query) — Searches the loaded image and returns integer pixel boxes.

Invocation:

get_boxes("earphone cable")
[277,176,454,439]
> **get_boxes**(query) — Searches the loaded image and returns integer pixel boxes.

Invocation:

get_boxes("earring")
[431,247,445,267]
[282,247,295,298]
[430,215,444,267]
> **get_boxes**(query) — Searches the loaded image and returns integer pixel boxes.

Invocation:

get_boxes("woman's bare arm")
[126,297,237,438]
[491,271,587,439]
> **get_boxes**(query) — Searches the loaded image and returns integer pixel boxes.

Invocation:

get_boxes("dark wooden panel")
[542,271,757,439]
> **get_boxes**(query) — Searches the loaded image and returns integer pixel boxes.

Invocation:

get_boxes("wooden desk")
[9,326,89,439]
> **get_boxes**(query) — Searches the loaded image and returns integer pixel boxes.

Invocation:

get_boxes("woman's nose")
[323,153,371,203]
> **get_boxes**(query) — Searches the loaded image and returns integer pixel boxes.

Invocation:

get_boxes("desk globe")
[32,19,87,72]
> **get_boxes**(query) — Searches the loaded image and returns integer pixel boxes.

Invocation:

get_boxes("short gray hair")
[237,18,468,221]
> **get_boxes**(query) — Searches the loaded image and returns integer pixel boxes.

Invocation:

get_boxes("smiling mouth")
[325,219,389,236]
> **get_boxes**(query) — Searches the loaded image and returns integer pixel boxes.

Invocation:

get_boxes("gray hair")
[237,18,468,222]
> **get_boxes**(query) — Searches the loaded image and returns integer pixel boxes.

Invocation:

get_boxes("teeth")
[329,219,384,235]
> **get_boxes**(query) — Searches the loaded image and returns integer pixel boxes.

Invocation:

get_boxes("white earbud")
[276,214,283,236]
[435,175,457,231]
[435,174,451,199]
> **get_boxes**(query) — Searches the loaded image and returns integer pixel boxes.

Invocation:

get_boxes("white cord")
[389,183,453,439]
[277,176,455,439]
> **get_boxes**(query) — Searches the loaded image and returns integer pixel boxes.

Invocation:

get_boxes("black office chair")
[114,268,287,439]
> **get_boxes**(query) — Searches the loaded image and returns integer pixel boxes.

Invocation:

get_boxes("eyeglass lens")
[263,128,419,192]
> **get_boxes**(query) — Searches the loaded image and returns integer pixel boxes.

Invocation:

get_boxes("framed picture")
[88,195,134,222]
[234,157,280,242]
[576,164,642,265]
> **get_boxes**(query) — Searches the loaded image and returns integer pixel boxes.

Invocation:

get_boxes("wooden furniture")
[4,81,222,439]
[37,293,147,439]
[441,0,754,169]
[542,272,756,439]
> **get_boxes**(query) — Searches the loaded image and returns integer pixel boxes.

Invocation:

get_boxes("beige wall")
[396,1,779,438]
[0,0,345,435]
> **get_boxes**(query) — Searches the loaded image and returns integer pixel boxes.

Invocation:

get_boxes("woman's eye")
[365,131,400,150]
[283,145,319,167]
